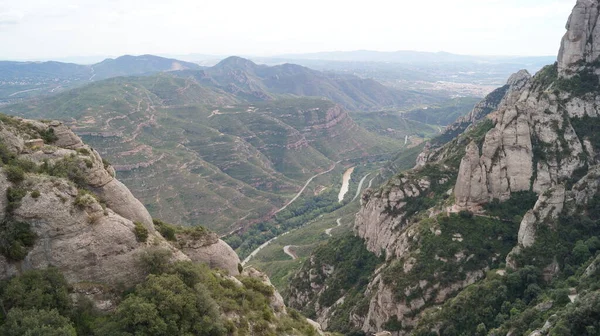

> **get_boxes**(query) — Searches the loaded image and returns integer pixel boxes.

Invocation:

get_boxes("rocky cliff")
[288,1,600,334]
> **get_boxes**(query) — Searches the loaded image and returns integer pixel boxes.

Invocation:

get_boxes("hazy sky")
[0,0,576,61]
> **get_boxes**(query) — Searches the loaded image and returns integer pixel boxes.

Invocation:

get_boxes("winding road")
[274,161,339,214]
[325,218,342,236]
[243,162,339,265]
[351,173,371,202]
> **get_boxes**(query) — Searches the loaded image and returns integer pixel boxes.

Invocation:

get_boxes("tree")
[0,308,76,336]
[0,268,71,315]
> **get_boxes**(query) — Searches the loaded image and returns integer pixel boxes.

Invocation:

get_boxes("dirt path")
[325,217,342,236]
[242,231,291,266]
[8,88,42,97]
[274,161,339,214]
[351,173,371,202]
[283,245,298,260]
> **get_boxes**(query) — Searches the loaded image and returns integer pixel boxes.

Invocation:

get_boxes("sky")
[0,0,576,61]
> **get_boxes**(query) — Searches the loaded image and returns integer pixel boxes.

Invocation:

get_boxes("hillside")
[177,56,440,111]
[286,1,600,335]
[1,74,408,234]
[0,114,322,335]
[0,55,201,103]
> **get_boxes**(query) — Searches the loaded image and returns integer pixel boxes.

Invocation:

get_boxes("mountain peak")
[558,0,600,73]
[215,56,257,69]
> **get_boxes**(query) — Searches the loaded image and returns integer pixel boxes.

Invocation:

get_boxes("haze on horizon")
[0,0,575,61]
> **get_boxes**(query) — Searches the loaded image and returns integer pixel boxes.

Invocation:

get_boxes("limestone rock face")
[180,236,241,276]
[7,176,155,285]
[558,0,600,73]
[354,172,451,259]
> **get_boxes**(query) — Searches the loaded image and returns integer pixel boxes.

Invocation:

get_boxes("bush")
[139,248,172,275]
[0,219,37,261]
[133,221,149,243]
[152,219,176,241]
[6,187,27,213]
[74,190,96,209]
[4,165,25,183]
[0,308,76,336]
[30,190,41,199]
[0,268,71,313]
[40,128,58,144]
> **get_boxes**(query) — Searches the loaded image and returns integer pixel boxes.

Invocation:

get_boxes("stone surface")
[558,0,600,73]
[181,238,241,276]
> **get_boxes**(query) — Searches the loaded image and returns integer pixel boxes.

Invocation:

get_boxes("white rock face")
[180,237,241,276]
[517,186,566,249]
[355,176,433,259]
[558,0,600,74]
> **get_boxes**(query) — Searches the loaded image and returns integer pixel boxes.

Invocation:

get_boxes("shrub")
[4,165,25,183]
[30,190,41,199]
[74,190,96,209]
[76,148,90,156]
[0,219,37,261]
[0,308,76,336]
[139,248,172,275]
[6,187,27,213]
[133,221,149,243]
[152,219,177,241]
[39,128,58,144]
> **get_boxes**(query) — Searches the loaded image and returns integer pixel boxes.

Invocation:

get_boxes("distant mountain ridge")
[176,56,438,111]
[0,55,202,102]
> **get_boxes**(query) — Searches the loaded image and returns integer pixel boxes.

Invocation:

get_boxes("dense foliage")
[0,254,317,336]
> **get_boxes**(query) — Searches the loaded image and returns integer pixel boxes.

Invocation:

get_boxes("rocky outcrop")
[558,0,600,74]
[177,232,241,276]
[355,171,451,258]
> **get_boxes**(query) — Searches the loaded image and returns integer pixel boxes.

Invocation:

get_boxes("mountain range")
[1,57,449,235]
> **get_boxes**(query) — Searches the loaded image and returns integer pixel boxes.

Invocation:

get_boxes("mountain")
[177,56,440,111]
[0,115,321,335]
[91,54,202,80]
[0,55,202,103]
[0,72,412,235]
[286,1,600,335]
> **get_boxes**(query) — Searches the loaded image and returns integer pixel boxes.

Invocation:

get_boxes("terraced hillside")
[1,73,408,234]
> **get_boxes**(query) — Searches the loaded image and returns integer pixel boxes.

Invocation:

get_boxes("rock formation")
[558,0,600,73]
[288,2,600,334]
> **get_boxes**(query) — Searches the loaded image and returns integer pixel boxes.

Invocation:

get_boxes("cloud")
[0,9,23,25]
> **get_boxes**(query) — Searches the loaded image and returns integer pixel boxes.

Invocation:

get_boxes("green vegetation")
[484,191,538,223]
[133,222,149,243]
[381,213,518,303]
[289,234,382,335]
[231,185,344,258]
[402,97,480,126]
[532,62,558,89]
[556,66,600,97]
[0,219,36,261]
[571,115,600,156]
[0,257,318,336]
